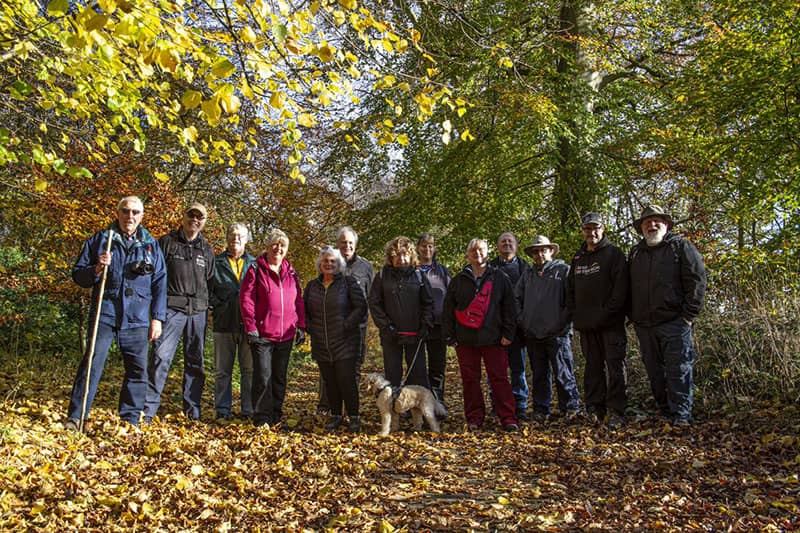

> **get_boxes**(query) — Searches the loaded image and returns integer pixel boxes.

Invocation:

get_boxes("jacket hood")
[577,236,611,256]
[109,223,156,245]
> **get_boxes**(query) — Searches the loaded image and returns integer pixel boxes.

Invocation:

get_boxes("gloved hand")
[247,331,260,345]
[386,324,398,343]
[295,328,306,346]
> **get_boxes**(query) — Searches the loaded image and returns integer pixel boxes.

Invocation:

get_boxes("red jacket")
[239,256,305,343]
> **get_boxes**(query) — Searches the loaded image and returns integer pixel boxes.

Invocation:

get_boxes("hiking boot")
[606,414,625,430]
[531,412,549,424]
[64,418,81,433]
[516,409,529,422]
[347,416,361,433]
[467,423,482,431]
[671,417,692,428]
[564,409,581,422]
[325,415,344,431]
[503,423,519,432]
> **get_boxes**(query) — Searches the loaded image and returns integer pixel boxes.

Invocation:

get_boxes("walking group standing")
[65,196,706,435]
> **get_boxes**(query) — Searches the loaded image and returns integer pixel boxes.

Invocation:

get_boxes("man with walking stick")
[65,196,167,432]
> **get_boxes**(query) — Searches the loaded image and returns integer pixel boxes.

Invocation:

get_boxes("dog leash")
[399,337,425,388]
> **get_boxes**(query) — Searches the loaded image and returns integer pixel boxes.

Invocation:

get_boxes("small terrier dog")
[363,373,446,436]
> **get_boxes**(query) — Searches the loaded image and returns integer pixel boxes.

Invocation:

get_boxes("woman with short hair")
[239,229,306,428]
[443,238,519,432]
[368,236,434,389]
[304,246,367,432]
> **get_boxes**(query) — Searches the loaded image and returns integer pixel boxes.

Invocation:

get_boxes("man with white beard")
[628,205,707,427]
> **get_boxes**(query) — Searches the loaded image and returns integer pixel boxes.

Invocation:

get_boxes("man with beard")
[628,205,706,427]
[567,213,629,428]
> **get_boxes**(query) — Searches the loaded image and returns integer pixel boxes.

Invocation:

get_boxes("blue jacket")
[73,223,167,329]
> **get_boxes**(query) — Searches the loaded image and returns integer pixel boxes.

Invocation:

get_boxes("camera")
[131,260,154,275]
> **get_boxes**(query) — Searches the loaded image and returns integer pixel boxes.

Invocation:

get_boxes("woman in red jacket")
[240,229,306,428]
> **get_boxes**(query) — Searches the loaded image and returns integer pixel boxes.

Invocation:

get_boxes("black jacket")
[160,229,215,315]
[628,233,706,327]
[443,265,516,347]
[489,255,529,286]
[304,273,367,362]
[369,266,434,344]
[516,259,571,339]
[419,260,451,325]
[566,237,628,331]
[345,255,374,326]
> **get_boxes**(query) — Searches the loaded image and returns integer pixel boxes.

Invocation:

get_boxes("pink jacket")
[239,256,305,343]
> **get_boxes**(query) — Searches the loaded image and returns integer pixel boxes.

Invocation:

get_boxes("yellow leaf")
[158,49,180,73]
[460,129,474,141]
[182,126,198,143]
[240,26,257,43]
[457,107,467,117]
[220,93,241,114]
[269,91,285,109]
[210,58,236,79]
[337,0,356,9]
[317,43,334,62]
[396,134,409,146]
[297,113,316,127]
[498,496,510,505]
[154,172,170,183]
[379,519,395,533]
[201,99,221,123]
[175,476,192,490]
[98,0,117,14]
[395,39,409,52]
[85,14,109,32]
[47,0,69,16]
[35,178,48,192]
[181,90,202,110]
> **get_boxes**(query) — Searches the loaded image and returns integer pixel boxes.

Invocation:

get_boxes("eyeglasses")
[120,208,142,215]
[186,212,205,220]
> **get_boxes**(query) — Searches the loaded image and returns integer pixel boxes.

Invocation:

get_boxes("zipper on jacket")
[279,274,284,336]
[323,284,330,355]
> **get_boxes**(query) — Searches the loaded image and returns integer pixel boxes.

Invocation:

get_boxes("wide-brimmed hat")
[524,235,559,257]
[581,212,603,227]
[634,205,673,234]
[185,202,207,218]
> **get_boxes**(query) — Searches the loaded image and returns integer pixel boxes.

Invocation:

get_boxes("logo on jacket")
[196,256,206,268]
[575,262,600,276]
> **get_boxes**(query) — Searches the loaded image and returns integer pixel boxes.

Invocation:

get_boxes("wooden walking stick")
[79,229,115,432]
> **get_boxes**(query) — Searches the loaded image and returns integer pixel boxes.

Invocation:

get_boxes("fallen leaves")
[1,358,800,530]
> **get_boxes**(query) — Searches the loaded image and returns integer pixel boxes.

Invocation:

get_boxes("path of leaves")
[0,355,798,531]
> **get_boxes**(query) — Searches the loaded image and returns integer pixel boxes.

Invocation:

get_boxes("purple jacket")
[239,256,306,343]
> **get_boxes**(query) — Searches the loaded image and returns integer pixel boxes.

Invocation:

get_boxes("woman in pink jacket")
[240,229,306,428]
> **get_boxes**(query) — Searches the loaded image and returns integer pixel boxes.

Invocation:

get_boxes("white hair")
[337,226,358,246]
[314,246,346,275]
[226,223,250,242]
[117,196,143,211]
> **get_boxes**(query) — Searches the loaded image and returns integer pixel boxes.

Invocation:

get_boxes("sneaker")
[64,418,81,432]
[347,416,361,433]
[503,423,519,432]
[564,409,581,422]
[325,415,343,431]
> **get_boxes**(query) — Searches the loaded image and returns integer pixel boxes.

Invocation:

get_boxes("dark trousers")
[318,324,367,411]
[527,335,580,415]
[425,326,447,404]
[145,309,207,420]
[382,337,429,388]
[635,318,696,421]
[317,358,359,417]
[578,324,627,417]
[455,344,517,427]
[67,324,149,424]
[250,339,293,426]
[507,334,529,409]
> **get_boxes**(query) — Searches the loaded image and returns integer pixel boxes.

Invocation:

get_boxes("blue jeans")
[145,308,207,420]
[527,335,580,415]
[250,339,293,426]
[635,318,696,421]
[67,323,149,424]
[213,331,253,418]
[508,335,529,410]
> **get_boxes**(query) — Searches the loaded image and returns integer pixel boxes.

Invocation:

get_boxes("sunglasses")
[120,208,142,215]
[186,212,205,220]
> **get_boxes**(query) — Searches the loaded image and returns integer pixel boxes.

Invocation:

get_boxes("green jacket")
[210,251,256,333]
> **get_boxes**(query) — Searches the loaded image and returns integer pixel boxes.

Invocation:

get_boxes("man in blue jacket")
[210,223,256,420]
[516,236,580,422]
[629,205,706,426]
[65,196,167,431]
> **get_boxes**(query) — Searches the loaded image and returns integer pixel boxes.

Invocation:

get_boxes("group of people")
[65,196,707,435]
